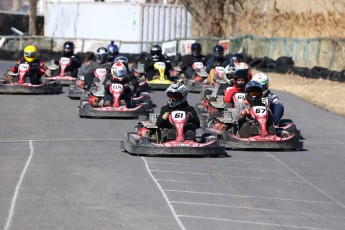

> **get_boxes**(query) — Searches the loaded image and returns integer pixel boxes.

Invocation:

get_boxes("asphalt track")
[1,60,345,230]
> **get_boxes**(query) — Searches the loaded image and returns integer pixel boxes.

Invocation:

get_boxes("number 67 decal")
[254,106,267,114]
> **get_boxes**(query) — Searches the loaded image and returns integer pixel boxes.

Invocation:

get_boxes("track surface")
[1,61,345,230]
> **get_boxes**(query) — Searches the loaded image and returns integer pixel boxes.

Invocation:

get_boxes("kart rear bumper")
[0,82,62,94]
[121,132,226,156]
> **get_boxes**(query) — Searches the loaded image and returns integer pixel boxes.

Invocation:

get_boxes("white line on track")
[146,161,290,173]
[266,152,345,209]
[142,157,186,230]
[177,215,331,230]
[171,200,345,219]
[150,169,303,183]
[164,190,338,205]
[5,140,34,230]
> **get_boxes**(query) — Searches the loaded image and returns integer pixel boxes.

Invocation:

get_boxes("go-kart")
[45,57,77,85]
[67,68,110,99]
[79,83,154,118]
[205,104,304,150]
[121,110,226,156]
[184,62,208,93]
[147,62,174,90]
[0,63,62,94]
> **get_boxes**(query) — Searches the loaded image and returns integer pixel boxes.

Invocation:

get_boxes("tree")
[28,0,37,35]
[178,0,247,37]
[179,0,226,37]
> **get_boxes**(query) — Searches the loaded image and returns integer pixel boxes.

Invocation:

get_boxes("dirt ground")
[256,70,345,117]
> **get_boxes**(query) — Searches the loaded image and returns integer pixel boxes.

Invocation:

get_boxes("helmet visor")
[167,92,182,100]
[248,91,261,97]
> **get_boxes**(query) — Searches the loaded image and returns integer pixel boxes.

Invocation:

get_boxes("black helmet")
[231,53,245,64]
[245,81,263,106]
[95,47,109,64]
[212,45,224,60]
[150,44,162,61]
[233,69,249,89]
[191,42,202,57]
[63,41,74,57]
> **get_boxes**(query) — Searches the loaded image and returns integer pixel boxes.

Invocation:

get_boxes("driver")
[180,42,206,79]
[156,82,200,142]
[9,45,45,84]
[52,41,81,78]
[236,81,275,138]
[143,44,172,80]
[102,61,139,108]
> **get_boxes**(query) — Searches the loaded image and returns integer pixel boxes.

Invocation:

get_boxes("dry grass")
[260,71,345,117]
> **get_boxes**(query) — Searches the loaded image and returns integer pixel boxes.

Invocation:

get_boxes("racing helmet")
[224,64,237,84]
[107,41,119,62]
[95,47,109,64]
[245,81,263,106]
[23,45,37,63]
[231,53,245,65]
[235,62,249,70]
[191,42,202,57]
[150,44,162,61]
[114,55,129,65]
[111,61,127,81]
[166,82,188,108]
[63,41,74,57]
[233,69,249,90]
[252,72,269,95]
[212,45,224,60]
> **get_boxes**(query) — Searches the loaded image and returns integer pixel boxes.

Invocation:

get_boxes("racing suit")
[180,54,206,79]
[52,54,81,78]
[143,55,173,80]
[83,61,114,89]
[102,73,139,108]
[156,101,201,142]
[262,89,284,125]
[10,58,45,84]
[236,99,274,138]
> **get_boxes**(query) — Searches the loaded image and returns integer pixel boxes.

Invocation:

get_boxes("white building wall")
[44,1,191,52]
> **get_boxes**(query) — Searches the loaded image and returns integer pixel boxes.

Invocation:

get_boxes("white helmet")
[235,62,249,70]
[224,64,237,84]
[252,72,269,95]
[111,61,127,81]
[166,82,188,108]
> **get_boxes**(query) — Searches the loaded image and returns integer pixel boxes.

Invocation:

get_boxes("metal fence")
[1,35,345,71]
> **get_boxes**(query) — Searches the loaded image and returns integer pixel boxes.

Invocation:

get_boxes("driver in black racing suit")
[156,82,200,142]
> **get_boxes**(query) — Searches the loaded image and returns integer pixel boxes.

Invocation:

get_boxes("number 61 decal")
[171,111,186,120]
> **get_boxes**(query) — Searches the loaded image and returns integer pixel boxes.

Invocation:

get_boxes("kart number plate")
[19,63,30,71]
[60,57,71,65]
[253,106,267,115]
[111,83,123,91]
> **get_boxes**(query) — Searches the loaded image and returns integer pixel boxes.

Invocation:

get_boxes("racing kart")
[121,110,226,156]
[79,83,154,118]
[147,62,174,90]
[45,57,77,85]
[184,62,208,93]
[0,63,62,94]
[205,104,304,150]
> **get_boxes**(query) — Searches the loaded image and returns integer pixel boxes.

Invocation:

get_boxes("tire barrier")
[249,56,345,82]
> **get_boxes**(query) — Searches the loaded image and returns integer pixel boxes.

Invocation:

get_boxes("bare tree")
[179,0,225,37]
[28,0,37,35]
